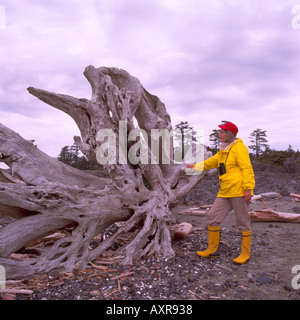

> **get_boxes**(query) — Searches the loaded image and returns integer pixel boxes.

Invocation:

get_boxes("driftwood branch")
[290,193,300,201]
[0,65,210,279]
[249,209,300,223]
[0,289,33,295]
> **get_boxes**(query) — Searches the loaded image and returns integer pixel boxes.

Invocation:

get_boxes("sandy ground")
[171,196,300,299]
[0,198,299,300]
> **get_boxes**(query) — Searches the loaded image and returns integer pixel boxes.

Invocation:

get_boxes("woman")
[187,122,255,264]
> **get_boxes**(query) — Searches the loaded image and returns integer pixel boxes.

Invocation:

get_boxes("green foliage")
[209,120,230,150]
[57,143,102,170]
[249,128,269,157]
[205,145,218,155]
[255,148,300,166]
[209,129,220,149]
[256,151,288,166]
[173,121,199,162]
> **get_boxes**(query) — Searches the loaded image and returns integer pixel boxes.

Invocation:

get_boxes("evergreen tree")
[209,129,220,150]
[57,146,73,165]
[57,144,101,170]
[70,144,80,166]
[209,120,231,152]
[249,129,269,157]
[174,121,198,161]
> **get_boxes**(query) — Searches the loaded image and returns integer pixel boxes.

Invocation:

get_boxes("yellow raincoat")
[194,138,255,197]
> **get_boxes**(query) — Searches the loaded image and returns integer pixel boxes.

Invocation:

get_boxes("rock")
[256,275,273,285]
[283,157,297,173]
[292,207,300,214]
[280,180,300,195]
[283,284,294,292]
[252,162,285,173]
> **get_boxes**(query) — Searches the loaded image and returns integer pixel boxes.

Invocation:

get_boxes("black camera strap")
[224,147,232,165]
[218,146,233,178]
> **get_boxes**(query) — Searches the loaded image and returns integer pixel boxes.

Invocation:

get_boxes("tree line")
[57,121,298,169]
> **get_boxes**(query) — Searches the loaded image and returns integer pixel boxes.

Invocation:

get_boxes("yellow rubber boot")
[233,230,251,264]
[197,226,220,257]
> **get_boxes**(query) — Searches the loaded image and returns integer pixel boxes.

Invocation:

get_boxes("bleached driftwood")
[250,195,263,202]
[0,66,211,279]
[178,207,207,216]
[290,193,300,199]
[173,222,194,239]
[290,193,300,202]
[260,192,281,199]
[0,289,33,295]
[249,208,300,223]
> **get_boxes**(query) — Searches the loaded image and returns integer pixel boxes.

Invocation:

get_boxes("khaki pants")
[208,197,250,232]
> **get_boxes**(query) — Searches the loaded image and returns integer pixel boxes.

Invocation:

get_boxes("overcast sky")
[1,0,300,160]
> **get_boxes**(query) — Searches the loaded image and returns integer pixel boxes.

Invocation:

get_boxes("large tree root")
[0,65,210,279]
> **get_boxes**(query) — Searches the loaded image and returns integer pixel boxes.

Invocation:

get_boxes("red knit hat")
[218,122,238,136]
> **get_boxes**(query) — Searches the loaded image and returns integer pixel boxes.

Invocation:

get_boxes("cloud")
[0,0,299,157]
[0,109,79,157]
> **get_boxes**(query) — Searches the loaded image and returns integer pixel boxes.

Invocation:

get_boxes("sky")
[0,0,300,161]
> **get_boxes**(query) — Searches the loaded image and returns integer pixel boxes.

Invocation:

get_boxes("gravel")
[1,170,300,301]
[1,226,298,301]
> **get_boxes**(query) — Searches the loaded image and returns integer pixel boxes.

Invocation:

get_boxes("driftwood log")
[173,222,194,239]
[0,66,211,279]
[249,209,300,223]
[290,193,300,202]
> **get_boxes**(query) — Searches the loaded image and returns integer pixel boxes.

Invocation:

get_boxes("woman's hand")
[244,190,252,202]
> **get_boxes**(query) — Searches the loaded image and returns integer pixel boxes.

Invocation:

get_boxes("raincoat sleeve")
[194,152,219,172]
[236,144,255,191]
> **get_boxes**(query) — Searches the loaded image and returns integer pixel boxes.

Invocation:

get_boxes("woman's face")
[219,129,227,143]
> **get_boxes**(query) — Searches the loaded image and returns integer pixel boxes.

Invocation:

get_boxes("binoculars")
[218,163,226,176]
